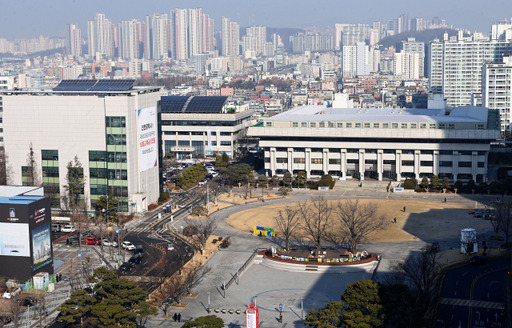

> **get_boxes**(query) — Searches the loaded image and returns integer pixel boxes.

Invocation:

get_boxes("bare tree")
[5,294,23,328]
[298,197,333,256]
[0,147,13,185]
[25,142,40,186]
[274,206,301,250]
[494,201,512,245]
[185,218,217,254]
[158,263,211,305]
[332,199,386,252]
[393,248,442,317]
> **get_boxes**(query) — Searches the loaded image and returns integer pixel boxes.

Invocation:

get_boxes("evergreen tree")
[431,175,441,191]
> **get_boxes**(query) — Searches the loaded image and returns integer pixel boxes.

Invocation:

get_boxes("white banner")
[0,223,30,257]
[138,106,158,172]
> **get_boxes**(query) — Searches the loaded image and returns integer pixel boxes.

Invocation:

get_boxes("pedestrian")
[173,313,177,322]
[444,198,447,202]
[403,206,406,212]
[178,313,181,322]
[393,217,397,223]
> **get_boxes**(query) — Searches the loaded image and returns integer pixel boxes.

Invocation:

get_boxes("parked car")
[128,254,142,266]
[434,320,445,328]
[469,253,488,265]
[122,241,136,250]
[199,179,207,186]
[102,239,118,247]
[167,243,175,251]
[51,224,61,232]
[135,245,144,257]
[2,287,21,299]
[119,262,132,274]
[61,225,77,233]
[19,297,35,307]
[85,237,101,245]
[0,316,12,324]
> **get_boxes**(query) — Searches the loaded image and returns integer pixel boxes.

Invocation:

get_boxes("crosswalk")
[130,226,168,234]
[440,297,504,309]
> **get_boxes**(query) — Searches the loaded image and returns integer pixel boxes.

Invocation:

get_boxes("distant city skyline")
[1,0,512,39]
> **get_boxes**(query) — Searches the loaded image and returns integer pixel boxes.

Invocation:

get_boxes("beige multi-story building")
[248,105,500,183]
[0,80,164,213]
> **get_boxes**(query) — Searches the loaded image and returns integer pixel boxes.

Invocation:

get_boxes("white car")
[102,239,118,247]
[60,225,77,233]
[199,180,207,186]
[122,241,136,250]
[2,287,21,299]
[167,243,175,251]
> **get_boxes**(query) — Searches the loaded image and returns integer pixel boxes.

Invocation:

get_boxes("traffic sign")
[279,303,283,311]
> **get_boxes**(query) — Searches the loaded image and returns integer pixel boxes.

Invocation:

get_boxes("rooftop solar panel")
[160,96,190,113]
[89,80,135,91]
[185,96,227,113]
[53,79,135,92]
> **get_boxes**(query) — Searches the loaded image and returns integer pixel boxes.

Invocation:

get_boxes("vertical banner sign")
[245,303,259,328]
[138,107,158,171]
[207,127,212,152]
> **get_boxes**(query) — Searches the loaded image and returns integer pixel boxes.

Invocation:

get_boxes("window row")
[285,121,472,129]
[268,159,485,168]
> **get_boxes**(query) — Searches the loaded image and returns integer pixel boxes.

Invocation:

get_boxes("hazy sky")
[2,0,512,39]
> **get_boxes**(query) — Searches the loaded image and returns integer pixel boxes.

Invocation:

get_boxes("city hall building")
[0,80,164,213]
[248,105,500,183]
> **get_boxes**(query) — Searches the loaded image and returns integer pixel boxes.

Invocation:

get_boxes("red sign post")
[245,302,259,328]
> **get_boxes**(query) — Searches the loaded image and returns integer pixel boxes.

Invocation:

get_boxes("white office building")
[482,55,512,134]
[160,96,254,159]
[0,80,164,213]
[248,105,499,183]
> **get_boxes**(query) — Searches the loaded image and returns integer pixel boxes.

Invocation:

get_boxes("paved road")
[436,257,508,328]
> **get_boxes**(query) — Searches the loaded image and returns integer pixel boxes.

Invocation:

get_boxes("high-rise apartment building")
[65,24,82,58]
[172,8,189,60]
[221,17,240,57]
[334,24,370,50]
[121,19,144,60]
[394,51,420,79]
[242,26,267,56]
[147,13,169,60]
[482,55,512,134]
[289,32,334,53]
[343,42,369,77]
[87,13,113,58]
[402,37,425,77]
[429,33,512,107]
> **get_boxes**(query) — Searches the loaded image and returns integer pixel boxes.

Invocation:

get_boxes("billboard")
[0,223,30,257]
[138,106,158,172]
[32,224,52,271]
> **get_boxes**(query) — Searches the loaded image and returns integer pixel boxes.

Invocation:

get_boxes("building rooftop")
[0,79,161,95]
[160,96,228,114]
[265,105,489,124]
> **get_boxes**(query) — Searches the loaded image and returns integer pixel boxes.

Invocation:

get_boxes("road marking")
[440,298,504,309]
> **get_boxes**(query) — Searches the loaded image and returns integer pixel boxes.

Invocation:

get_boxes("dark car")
[128,254,142,266]
[1,316,12,324]
[119,262,132,274]
[135,245,144,257]
[469,253,487,264]
[19,297,35,307]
